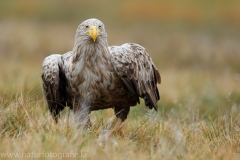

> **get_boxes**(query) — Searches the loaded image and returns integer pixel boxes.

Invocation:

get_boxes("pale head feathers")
[73,18,109,59]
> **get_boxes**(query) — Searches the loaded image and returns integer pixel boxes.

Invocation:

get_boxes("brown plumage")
[41,18,161,129]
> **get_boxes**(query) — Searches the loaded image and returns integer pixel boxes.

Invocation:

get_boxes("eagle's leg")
[73,98,91,131]
[49,102,64,124]
[113,106,130,136]
[97,107,129,146]
[50,109,59,123]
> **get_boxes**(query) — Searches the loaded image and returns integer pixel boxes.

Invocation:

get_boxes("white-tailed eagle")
[42,18,161,132]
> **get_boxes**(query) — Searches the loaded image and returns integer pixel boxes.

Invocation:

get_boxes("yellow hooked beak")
[87,25,99,42]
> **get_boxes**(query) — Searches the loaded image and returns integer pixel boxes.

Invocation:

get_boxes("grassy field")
[0,1,240,159]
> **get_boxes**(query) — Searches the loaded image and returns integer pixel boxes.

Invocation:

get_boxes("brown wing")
[109,43,161,111]
[41,53,71,122]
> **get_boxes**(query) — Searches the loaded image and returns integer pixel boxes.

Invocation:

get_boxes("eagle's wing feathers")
[41,54,69,122]
[110,43,161,111]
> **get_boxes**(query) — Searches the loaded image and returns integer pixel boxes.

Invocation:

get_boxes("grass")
[0,66,239,159]
[0,1,240,158]
[0,87,240,159]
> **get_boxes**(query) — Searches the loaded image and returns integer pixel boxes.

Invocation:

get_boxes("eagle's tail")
[143,86,160,111]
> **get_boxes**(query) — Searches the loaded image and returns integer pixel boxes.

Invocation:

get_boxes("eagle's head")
[72,18,110,59]
[75,18,107,44]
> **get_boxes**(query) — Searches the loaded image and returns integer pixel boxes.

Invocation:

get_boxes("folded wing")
[41,54,69,122]
[109,43,161,111]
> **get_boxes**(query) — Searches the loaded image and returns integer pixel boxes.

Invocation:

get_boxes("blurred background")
[0,0,239,118]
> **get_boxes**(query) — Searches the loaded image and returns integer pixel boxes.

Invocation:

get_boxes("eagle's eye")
[98,25,102,28]
[85,25,89,28]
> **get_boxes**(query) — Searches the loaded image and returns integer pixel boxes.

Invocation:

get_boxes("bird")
[41,18,161,133]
